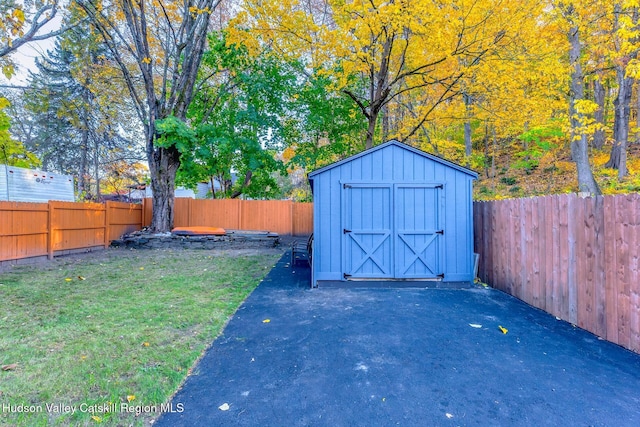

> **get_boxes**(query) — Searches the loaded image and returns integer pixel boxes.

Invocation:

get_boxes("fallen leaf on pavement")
[219,403,230,411]
[498,325,508,334]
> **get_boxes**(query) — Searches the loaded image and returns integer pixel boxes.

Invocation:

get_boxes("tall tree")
[605,1,639,179]
[78,0,222,231]
[232,0,526,149]
[556,1,602,194]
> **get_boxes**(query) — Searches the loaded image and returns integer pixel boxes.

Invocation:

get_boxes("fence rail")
[1,198,313,264]
[474,193,640,354]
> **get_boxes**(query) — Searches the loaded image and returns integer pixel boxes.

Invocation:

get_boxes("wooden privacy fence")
[0,201,143,263]
[474,193,640,354]
[1,198,313,264]
[142,198,313,236]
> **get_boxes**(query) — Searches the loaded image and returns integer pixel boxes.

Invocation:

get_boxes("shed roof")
[307,140,478,180]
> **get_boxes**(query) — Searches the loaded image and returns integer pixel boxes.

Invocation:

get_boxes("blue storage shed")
[307,140,478,288]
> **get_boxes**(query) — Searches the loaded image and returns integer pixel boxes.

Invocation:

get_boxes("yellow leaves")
[141,57,152,65]
[126,394,136,402]
[573,99,599,116]
[498,325,508,334]
[189,6,212,17]
[262,319,271,323]
[91,415,102,423]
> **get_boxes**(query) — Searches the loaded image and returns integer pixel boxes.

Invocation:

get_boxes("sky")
[1,14,61,86]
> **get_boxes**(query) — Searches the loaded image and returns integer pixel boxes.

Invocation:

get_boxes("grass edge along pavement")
[0,248,281,426]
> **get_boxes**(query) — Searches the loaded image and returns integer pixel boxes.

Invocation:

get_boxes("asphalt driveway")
[155,253,640,426]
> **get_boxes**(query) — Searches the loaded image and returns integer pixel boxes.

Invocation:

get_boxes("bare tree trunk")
[606,4,636,179]
[606,66,633,178]
[382,104,390,142]
[593,78,606,149]
[463,93,473,159]
[148,143,180,231]
[568,20,601,195]
[483,121,490,178]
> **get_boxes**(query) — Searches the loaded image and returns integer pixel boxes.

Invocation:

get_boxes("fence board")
[474,193,640,355]
[50,201,106,253]
[537,196,547,312]
[106,202,143,241]
[292,203,313,236]
[616,195,631,349]
[604,196,617,341]
[0,202,49,261]
[630,194,640,352]
[575,196,588,330]
[593,196,607,338]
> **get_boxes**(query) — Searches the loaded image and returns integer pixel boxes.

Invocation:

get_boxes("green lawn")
[0,248,281,426]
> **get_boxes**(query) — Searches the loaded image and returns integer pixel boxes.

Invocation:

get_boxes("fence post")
[290,201,294,235]
[47,201,54,260]
[104,201,111,248]
[141,198,146,230]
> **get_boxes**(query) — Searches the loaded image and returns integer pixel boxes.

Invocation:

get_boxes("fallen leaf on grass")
[139,267,144,270]
[498,325,508,334]
[142,342,150,347]
[1,364,18,371]
[262,319,271,323]
[77,276,86,281]
[127,395,135,402]
[218,403,230,411]
[65,278,72,282]
[91,415,102,423]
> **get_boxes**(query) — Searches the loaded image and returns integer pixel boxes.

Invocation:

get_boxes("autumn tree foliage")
[0,0,67,78]
[77,0,222,231]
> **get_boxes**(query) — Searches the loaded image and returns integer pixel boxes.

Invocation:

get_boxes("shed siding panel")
[311,141,475,286]
[329,168,342,273]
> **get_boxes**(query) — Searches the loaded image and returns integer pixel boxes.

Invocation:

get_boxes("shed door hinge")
[343,228,351,234]
[343,273,352,279]
[435,184,444,189]
[343,183,352,189]
[437,273,445,279]
[436,230,444,235]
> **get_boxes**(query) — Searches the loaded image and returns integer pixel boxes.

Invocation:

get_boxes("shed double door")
[342,183,443,280]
